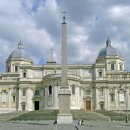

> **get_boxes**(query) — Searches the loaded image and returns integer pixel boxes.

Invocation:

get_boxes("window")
[111,64,114,70]
[72,85,76,95]
[23,71,26,78]
[48,85,52,95]
[110,93,115,102]
[99,71,102,77]
[35,90,40,96]
[120,64,122,70]
[7,66,10,72]
[12,96,15,102]
[86,90,91,95]
[23,90,26,96]
[15,66,18,72]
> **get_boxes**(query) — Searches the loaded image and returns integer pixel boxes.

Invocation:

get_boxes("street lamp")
[124,72,128,123]
[125,89,128,123]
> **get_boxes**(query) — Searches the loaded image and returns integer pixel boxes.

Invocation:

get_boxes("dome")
[7,41,32,62]
[97,38,122,59]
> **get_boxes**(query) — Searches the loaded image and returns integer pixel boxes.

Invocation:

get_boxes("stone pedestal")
[57,114,73,124]
[57,88,73,124]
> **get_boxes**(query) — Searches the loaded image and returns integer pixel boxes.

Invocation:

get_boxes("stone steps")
[0,111,28,121]
[0,110,110,121]
[72,110,110,121]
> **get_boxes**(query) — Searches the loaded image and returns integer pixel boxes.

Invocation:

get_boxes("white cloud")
[108,5,130,19]
[0,0,130,72]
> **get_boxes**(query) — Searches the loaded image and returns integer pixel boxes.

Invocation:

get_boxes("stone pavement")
[0,120,130,130]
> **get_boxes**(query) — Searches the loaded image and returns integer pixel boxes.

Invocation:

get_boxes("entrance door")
[86,101,91,110]
[22,104,25,111]
[34,101,39,110]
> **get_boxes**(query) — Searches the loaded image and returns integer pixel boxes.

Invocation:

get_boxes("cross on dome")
[106,37,111,47]
[17,40,24,49]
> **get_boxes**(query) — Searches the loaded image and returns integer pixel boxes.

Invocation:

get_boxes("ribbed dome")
[97,38,122,59]
[7,41,32,62]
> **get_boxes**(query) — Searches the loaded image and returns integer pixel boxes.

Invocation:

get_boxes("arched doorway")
[21,102,26,111]
[99,101,104,110]
[34,101,39,110]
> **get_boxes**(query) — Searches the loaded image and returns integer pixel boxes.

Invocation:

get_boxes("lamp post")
[124,72,128,123]
[125,89,128,123]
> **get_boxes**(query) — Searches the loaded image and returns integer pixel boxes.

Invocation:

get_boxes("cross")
[61,10,67,23]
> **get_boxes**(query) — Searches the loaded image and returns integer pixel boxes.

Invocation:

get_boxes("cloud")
[0,0,130,72]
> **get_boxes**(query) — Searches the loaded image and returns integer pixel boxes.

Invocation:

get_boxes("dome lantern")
[106,37,111,47]
[97,38,123,61]
[6,40,32,63]
[17,40,23,49]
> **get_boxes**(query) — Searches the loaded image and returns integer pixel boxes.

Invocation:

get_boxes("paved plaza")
[0,120,130,130]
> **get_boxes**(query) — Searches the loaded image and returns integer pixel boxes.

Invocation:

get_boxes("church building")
[0,20,130,113]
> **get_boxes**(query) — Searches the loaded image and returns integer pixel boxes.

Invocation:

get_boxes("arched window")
[35,90,40,96]
[48,85,52,95]
[23,72,26,78]
[23,70,27,78]
[72,85,76,95]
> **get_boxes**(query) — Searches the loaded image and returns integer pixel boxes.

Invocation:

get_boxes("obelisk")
[57,13,73,124]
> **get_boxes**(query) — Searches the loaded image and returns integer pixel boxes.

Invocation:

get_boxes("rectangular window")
[111,64,114,70]
[7,67,10,72]
[23,90,26,96]
[12,96,15,102]
[72,85,76,95]
[15,66,18,72]
[48,85,52,95]
[120,64,122,70]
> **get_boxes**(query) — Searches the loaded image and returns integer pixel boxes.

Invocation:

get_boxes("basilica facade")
[0,38,130,113]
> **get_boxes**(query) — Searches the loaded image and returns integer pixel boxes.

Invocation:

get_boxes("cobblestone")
[0,121,129,130]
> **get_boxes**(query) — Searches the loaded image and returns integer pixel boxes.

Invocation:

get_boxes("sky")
[0,0,130,72]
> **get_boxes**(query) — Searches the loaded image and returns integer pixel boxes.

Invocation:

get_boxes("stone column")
[18,88,22,111]
[104,88,107,109]
[53,86,58,109]
[95,88,99,110]
[57,15,73,124]
[8,88,12,109]
[16,87,19,111]
[115,89,119,109]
